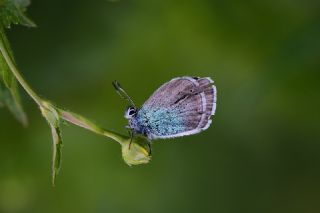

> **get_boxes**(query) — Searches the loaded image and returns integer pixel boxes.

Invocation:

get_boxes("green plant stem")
[0,38,43,107]
[0,35,128,145]
[58,109,128,145]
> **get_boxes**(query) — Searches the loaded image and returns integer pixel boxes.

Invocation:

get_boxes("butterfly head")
[125,106,137,119]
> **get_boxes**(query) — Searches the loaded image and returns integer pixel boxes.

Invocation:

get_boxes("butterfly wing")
[140,76,216,139]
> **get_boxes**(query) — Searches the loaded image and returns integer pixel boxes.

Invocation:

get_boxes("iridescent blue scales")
[127,77,217,140]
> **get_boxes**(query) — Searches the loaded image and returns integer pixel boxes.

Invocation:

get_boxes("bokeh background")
[1,0,320,212]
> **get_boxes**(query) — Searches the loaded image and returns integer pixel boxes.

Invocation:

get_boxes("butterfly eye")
[129,110,135,115]
[125,107,136,119]
[127,106,136,116]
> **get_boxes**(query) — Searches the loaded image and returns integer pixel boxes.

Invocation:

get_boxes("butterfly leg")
[129,132,134,150]
[126,126,134,150]
[147,139,152,156]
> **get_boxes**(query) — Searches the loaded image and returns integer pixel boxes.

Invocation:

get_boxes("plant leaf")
[0,28,27,125]
[0,0,36,28]
[0,81,27,124]
[50,125,63,187]
[0,0,36,124]
[40,102,63,186]
[0,83,4,107]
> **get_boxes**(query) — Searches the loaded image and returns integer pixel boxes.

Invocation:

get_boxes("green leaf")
[0,0,36,124]
[0,29,27,126]
[0,81,27,124]
[40,101,63,186]
[0,84,4,107]
[50,125,63,187]
[0,0,36,28]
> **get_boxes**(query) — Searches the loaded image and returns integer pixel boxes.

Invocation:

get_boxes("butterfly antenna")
[112,80,137,108]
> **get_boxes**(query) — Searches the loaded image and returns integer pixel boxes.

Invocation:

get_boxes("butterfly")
[113,77,217,145]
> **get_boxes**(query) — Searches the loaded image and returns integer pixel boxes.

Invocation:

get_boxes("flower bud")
[121,136,152,166]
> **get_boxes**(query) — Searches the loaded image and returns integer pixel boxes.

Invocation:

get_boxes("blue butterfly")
[113,77,217,145]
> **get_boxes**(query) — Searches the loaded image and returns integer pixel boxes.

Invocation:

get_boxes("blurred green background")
[1,0,320,212]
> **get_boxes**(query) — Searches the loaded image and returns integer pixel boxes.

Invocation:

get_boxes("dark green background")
[1,0,320,212]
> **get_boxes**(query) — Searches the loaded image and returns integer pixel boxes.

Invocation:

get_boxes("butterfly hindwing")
[137,77,216,139]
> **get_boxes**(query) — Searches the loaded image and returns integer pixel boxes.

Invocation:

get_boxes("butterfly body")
[117,76,217,140]
[129,106,187,139]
